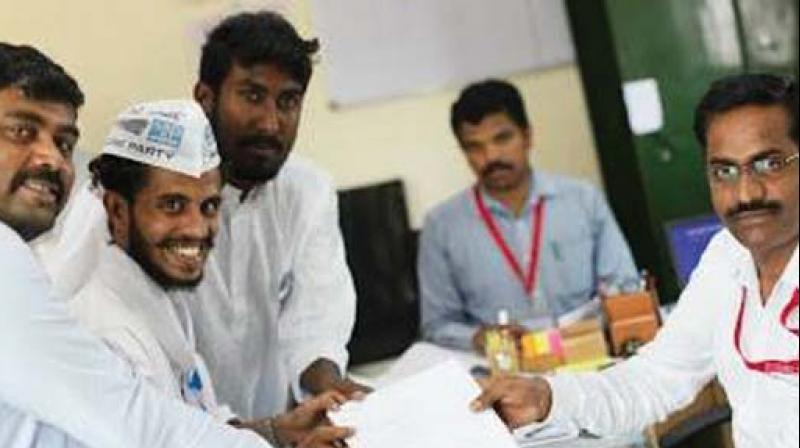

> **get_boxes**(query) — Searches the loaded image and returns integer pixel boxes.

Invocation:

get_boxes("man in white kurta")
[471,75,799,447]
[0,43,267,448]
[70,244,234,420]
[542,230,798,446]
[190,154,357,417]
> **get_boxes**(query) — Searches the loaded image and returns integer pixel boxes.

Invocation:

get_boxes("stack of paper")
[329,359,518,448]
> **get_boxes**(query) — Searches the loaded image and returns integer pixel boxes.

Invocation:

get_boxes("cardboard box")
[603,291,661,357]
[609,314,659,355]
[603,292,658,322]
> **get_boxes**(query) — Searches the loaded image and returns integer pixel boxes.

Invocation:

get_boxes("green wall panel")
[567,0,798,301]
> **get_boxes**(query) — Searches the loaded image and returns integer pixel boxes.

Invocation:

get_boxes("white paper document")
[378,342,484,387]
[329,359,518,448]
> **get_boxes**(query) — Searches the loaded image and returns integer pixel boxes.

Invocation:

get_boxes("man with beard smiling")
[419,79,638,354]
[69,100,354,448]
[0,43,271,448]
[36,11,365,420]
[472,74,799,447]
[69,100,230,419]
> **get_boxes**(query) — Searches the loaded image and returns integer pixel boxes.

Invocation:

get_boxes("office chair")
[338,180,420,365]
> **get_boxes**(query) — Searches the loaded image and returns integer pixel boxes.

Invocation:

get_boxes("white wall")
[1,0,602,227]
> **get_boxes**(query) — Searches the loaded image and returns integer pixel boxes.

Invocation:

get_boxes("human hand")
[301,358,373,400]
[273,391,353,446]
[325,377,372,401]
[470,375,552,429]
[295,425,354,448]
[472,324,528,355]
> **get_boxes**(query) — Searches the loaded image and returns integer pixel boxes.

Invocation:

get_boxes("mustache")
[238,134,284,152]
[480,161,515,178]
[10,168,66,202]
[726,200,782,219]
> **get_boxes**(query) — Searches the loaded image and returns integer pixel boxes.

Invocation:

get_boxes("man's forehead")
[227,62,302,89]
[459,112,521,137]
[141,165,221,192]
[707,105,794,153]
[0,87,78,128]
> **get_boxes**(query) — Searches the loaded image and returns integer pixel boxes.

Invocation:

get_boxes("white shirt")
[548,229,799,448]
[0,222,269,448]
[34,154,357,418]
[70,245,234,422]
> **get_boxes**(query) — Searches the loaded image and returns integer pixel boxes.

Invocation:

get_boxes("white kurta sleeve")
[32,181,108,300]
[0,226,269,448]
[545,238,727,436]
[278,180,357,399]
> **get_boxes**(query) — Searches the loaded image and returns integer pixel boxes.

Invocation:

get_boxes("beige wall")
[1,0,602,227]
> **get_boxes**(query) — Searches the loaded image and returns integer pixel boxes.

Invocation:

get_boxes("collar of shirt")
[727,235,799,311]
[221,182,267,208]
[97,245,197,372]
[478,170,558,219]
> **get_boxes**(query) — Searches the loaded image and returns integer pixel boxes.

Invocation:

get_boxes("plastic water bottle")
[487,309,520,375]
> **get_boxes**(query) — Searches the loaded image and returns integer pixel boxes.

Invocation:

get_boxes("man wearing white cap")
[69,100,354,448]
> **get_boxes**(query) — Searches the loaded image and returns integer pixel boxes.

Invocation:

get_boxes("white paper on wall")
[310,0,575,107]
[623,78,665,136]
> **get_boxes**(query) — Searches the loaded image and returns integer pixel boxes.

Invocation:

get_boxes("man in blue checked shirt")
[419,79,638,354]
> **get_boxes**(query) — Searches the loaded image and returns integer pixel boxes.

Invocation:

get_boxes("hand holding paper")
[470,374,553,428]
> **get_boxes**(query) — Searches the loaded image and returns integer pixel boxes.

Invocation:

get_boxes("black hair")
[0,42,84,109]
[89,154,150,203]
[199,11,320,93]
[450,79,530,140]
[694,73,798,148]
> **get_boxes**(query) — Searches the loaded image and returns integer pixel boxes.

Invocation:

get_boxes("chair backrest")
[338,180,419,365]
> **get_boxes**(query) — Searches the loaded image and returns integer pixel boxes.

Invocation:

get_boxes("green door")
[607,0,746,299]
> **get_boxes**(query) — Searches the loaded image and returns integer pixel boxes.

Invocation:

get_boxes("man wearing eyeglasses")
[471,73,798,447]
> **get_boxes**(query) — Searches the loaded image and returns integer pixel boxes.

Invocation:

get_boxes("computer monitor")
[665,215,723,287]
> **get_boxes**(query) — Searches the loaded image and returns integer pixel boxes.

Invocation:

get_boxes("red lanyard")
[779,288,799,336]
[733,286,799,375]
[473,186,546,296]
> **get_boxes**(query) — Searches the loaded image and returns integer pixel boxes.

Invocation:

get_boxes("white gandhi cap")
[101,99,220,177]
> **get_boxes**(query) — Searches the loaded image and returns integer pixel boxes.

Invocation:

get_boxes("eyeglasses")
[708,152,800,184]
